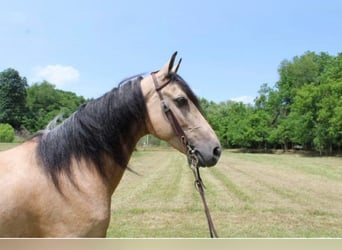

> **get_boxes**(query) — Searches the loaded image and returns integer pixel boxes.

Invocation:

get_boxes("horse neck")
[37,79,149,193]
[69,80,149,167]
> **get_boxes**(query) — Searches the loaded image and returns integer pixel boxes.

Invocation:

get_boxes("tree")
[260,51,341,153]
[23,81,86,132]
[0,123,15,142]
[0,68,28,129]
[288,84,318,149]
[200,51,341,153]
[315,81,342,154]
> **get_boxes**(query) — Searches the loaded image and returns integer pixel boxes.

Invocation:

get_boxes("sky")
[1,0,341,104]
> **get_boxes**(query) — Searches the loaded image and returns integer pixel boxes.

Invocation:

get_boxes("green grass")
[107,149,342,238]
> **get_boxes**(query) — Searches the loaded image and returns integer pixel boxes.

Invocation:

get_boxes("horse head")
[141,52,221,167]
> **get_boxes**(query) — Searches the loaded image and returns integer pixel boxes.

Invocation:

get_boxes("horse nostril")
[213,146,221,158]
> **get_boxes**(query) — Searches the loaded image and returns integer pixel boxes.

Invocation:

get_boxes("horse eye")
[174,96,188,107]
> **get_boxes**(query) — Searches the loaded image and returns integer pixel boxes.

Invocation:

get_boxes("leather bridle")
[151,72,191,153]
[151,72,219,238]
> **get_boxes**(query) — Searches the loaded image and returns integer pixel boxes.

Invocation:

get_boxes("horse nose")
[194,144,221,167]
[213,146,221,158]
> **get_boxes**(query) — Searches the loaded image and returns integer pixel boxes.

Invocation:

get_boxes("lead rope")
[187,145,219,238]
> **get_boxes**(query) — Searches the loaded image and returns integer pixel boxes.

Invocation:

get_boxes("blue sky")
[1,0,341,103]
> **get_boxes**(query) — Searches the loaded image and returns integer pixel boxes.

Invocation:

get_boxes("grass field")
[108,149,342,238]
[1,143,342,237]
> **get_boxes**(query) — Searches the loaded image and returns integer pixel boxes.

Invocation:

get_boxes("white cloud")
[32,64,80,87]
[231,96,255,105]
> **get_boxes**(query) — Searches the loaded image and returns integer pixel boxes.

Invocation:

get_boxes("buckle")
[161,100,170,112]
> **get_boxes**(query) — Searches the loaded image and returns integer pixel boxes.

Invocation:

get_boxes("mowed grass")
[108,149,342,238]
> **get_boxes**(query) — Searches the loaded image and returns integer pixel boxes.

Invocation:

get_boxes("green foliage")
[202,51,342,154]
[0,123,15,142]
[0,68,28,129]
[0,70,87,134]
[23,81,86,132]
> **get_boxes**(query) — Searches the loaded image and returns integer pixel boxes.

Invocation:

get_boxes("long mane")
[34,75,147,189]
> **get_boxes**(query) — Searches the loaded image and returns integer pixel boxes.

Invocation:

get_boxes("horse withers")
[0,52,221,237]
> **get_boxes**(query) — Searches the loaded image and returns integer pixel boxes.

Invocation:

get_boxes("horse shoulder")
[0,141,48,236]
[32,158,113,237]
[0,142,119,237]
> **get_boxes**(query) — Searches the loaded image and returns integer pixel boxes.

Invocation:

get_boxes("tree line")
[0,68,86,137]
[0,51,341,154]
[200,51,342,154]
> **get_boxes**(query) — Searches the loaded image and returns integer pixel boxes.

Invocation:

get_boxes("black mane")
[34,72,202,190]
[35,75,147,189]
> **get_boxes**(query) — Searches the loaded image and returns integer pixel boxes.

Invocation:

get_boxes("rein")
[151,73,219,238]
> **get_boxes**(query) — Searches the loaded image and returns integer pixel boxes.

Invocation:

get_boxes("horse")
[0,52,221,237]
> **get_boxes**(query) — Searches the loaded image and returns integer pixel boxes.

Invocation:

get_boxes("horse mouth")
[188,147,221,167]
[196,153,219,167]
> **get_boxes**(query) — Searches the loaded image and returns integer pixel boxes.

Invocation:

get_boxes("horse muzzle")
[188,144,221,167]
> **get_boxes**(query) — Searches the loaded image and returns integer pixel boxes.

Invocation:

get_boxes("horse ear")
[158,51,178,77]
[168,51,178,73]
[173,58,182,73]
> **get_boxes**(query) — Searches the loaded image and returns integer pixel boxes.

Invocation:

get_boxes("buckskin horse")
[0,52,221,237]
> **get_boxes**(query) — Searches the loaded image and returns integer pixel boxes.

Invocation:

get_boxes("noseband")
[151,72,219,238]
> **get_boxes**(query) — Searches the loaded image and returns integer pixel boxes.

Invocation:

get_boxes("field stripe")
[209,167,252,203]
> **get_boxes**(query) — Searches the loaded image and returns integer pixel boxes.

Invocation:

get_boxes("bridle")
[151,72,219,238]
[151,72,190,152]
